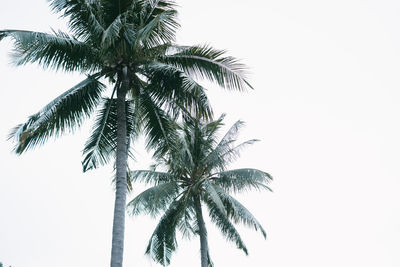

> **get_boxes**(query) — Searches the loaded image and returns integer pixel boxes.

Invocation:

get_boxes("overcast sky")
[1,1,400,267]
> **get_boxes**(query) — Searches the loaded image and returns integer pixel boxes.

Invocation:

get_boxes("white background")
[1,1,400,266]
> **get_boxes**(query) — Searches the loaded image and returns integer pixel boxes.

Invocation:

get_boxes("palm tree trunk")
[194,194,209,267]
[110,66,129,267]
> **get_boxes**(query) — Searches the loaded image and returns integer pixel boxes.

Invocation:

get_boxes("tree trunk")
[194,195,209,267]
[110,66,129,267]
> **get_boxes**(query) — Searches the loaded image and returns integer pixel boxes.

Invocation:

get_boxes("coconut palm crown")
[0,1,252,267]
[128,115,272,267]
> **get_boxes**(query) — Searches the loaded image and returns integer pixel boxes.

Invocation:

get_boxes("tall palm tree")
[128,115,272,267]
[0,1,252,266]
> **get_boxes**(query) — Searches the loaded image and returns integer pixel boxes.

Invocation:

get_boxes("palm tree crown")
[128,115,272,266]
[2,0,251,160]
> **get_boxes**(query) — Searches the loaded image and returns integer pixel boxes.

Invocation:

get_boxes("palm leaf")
[141,62,213,120]
[82,96,139,171]
[203,120,249,171]
[9,74,105,154]
[0,29,99,72]
[101,14,122,46]
[215,187,267,238]
[145,197,185,266]
[127,181,179,217]
[212,168,272,193]
[136,9,179,48]
[162,45,252,91]
[49,0,105,41]
[204,195,248,255]
[177,207,197,239]
[138,89,177,152]
[203,180,227,216]
[82,97,115,171]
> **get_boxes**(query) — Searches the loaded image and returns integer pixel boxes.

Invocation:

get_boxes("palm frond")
[145,197,185,266]
[141,62,213,120]
[215,187,267,238]
[212,168,272,193]
[203,180,226,216]
[203,120,249,171]
[127,181,179,217]
[9,74,105,154]
[0,29,99,72]
[163,45,252,91]
[82,97,115,171]
[141,0,178,22]
[204,195,248,255]
[136,9,179,48]
[177,207,197,239]
[102,14,122,47]
[49,0,105,40]
[82,96,139,171]
[139,89,177,153]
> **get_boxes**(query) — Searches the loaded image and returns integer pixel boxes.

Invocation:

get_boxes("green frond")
[102,14,122,47]
[204,113,225,134]
[203,120,251,171]
[82,96,139,171]
[82,97,115,171]
[49,0,106,40]
[141,0,178,25]
[203,180,227,216]
[145,197,186,266]
[9,74,105,154]
[136,9,179,48]
[139,89,177,152]
[177,207,197,239]
[212,168,272,193]
[141,62,213,120]
[122,22,137,46]
[215,187,267,238]
[127,181,179,217]
[204,195,248,255]
[163,45,253,91]
[0,29,99,72]
[224,138,259,157]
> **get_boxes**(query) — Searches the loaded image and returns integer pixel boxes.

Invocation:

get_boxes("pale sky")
[1,1,400,267]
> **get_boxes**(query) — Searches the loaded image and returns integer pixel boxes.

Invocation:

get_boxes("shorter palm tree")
[127,115,272,267]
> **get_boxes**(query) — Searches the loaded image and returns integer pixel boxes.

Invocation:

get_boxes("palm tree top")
[1,0,253,160]
[0,0,252,90]
[128,115,272,266]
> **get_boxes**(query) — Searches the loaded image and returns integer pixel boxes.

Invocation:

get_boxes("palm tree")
[128,115,272,267]
[0,1,252,266]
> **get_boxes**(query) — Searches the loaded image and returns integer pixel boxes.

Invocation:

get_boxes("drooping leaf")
[145,197,186,266]
[9,74,105,154]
